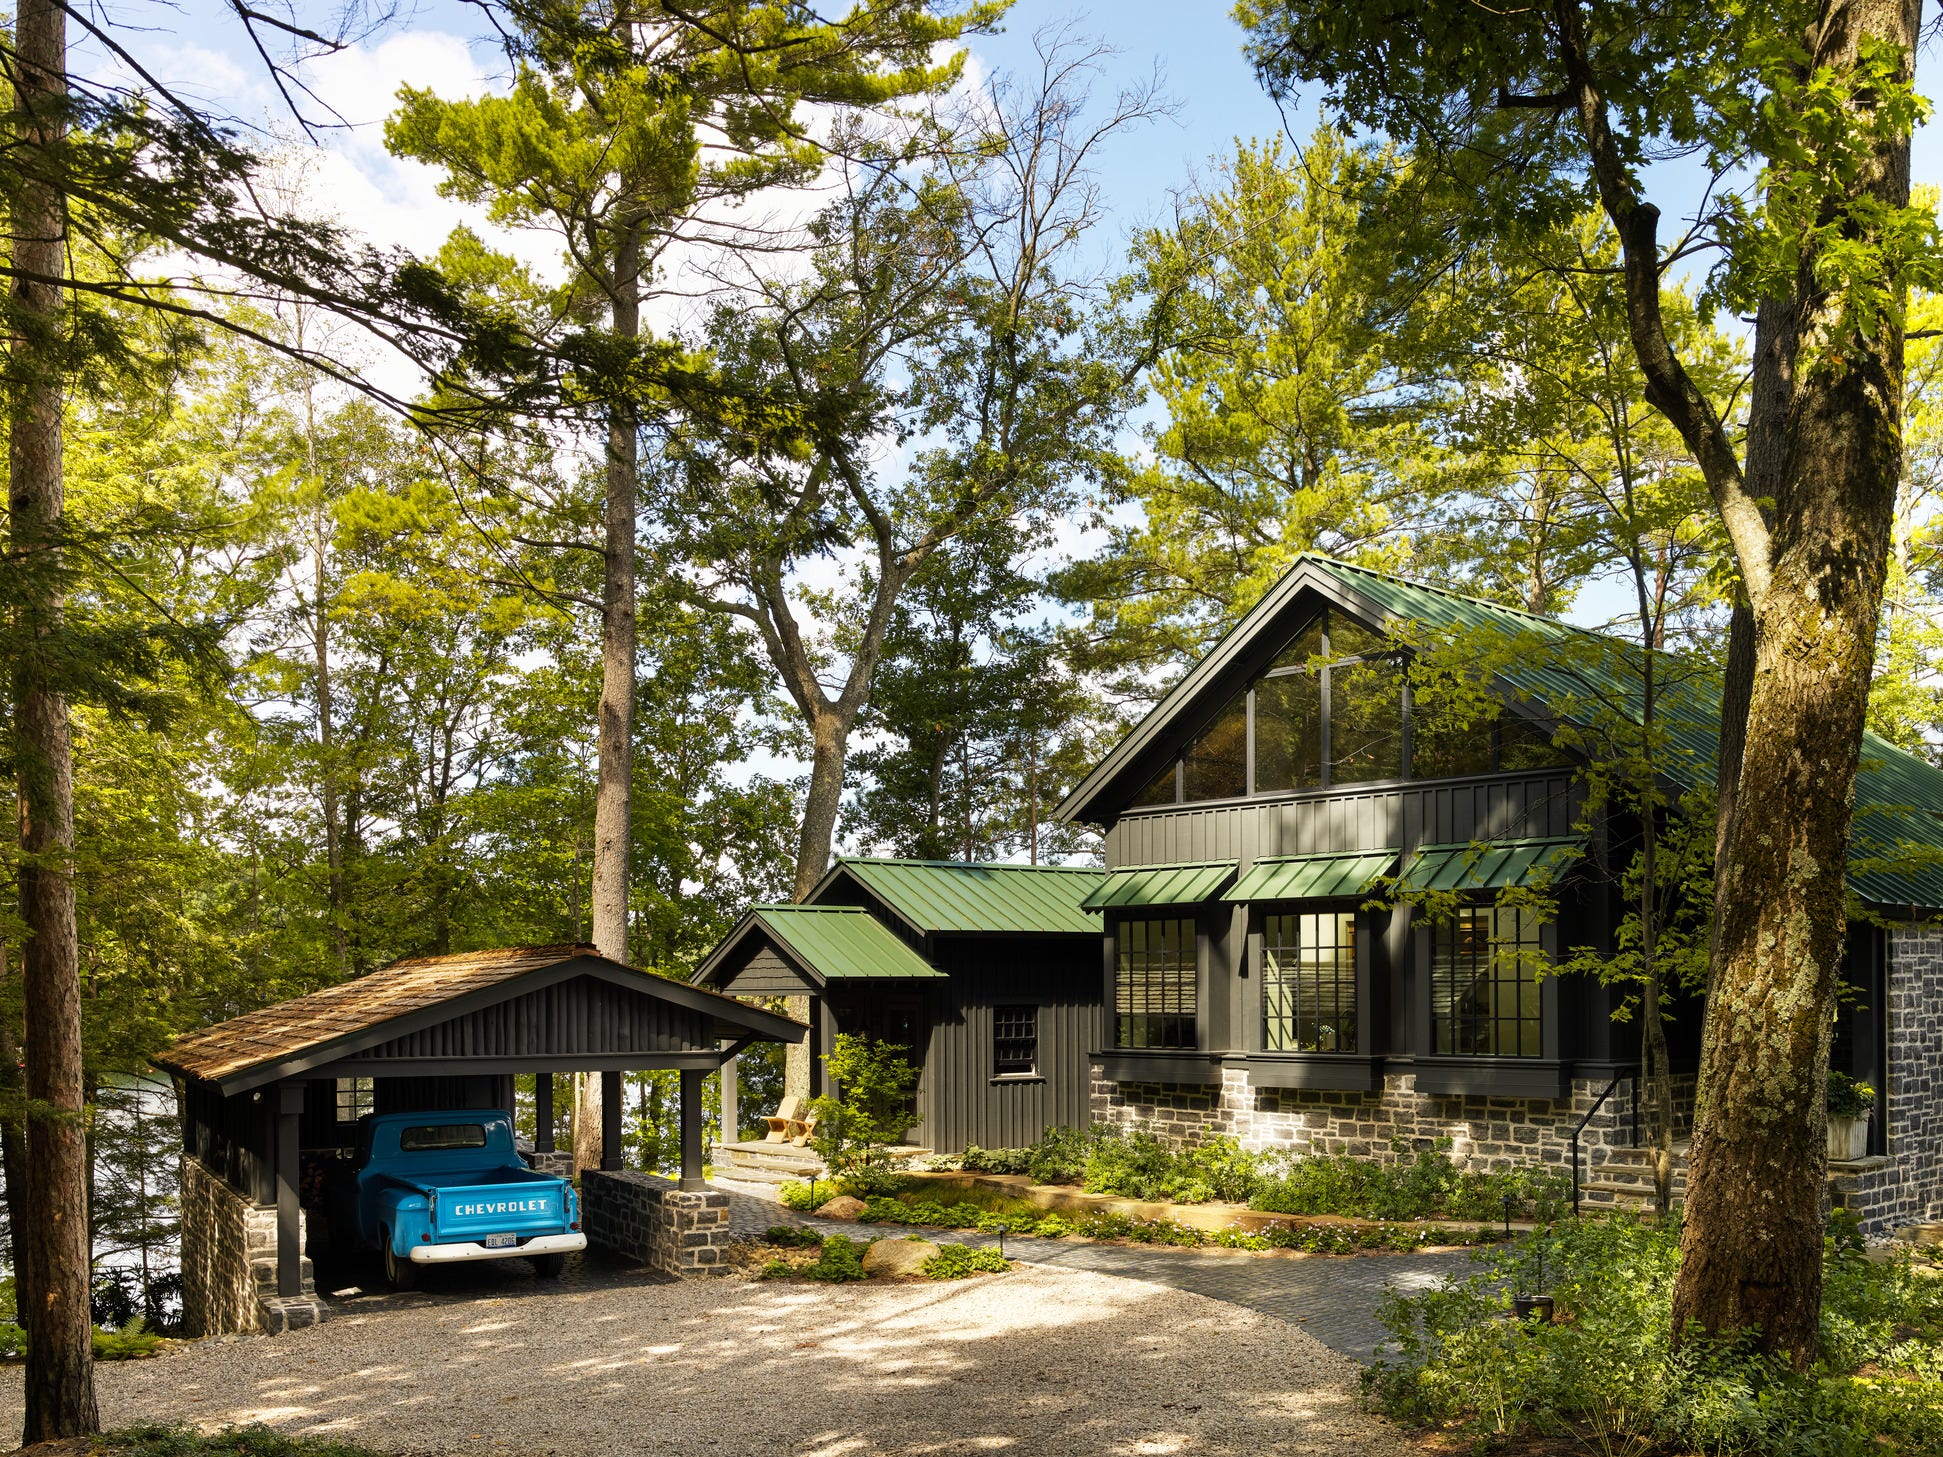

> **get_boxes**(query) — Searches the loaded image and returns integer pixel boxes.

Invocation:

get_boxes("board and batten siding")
[913,937,1102,1154]
[340,974,712,1066]
[717,946,817,997]
[1104,773,1581,869]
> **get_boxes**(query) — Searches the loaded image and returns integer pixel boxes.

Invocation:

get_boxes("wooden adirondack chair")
[763,1095,806,1143]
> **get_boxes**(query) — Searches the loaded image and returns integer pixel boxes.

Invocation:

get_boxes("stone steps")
[714,1140,826,1186]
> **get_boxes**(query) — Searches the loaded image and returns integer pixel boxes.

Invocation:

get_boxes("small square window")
[993,1005,1038,1075]
[335,1076,374,1123]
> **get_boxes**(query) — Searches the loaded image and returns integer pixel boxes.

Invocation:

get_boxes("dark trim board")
[1236,1053,1384,1092]
[1093,1049,1223,1085]
[305,1052,729,1078]
[1409,1057,1572,1099]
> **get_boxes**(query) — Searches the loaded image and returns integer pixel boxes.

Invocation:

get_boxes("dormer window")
[1135,606,1567,807]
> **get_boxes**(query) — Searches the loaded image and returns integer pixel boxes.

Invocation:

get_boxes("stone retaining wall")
[1091,1066,1678,1195]
[179,1156,322,1336]
[582,1169,731,1277]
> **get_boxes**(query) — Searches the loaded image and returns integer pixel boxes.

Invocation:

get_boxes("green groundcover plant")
[1,1275,168,1361]
[1368,1216,1943,1456]
[935,1125,1572,1219]
[921,1243,1009,1279]
[70,1426,392,1457]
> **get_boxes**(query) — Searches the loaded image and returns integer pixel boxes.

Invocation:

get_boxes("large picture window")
[1431,906,1544,1057]
[1262,911,1358,1052]
[1115,917,1197,1049]
[1134,608,1572,809]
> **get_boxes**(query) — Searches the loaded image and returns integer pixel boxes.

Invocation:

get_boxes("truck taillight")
[570,1220,581,1231]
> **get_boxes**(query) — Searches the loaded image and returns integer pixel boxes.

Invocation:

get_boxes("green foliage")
[922,1243,1010,1279]
[761,1225,823,1249]
[1828,1071,1878,1118]
[801,1234,869,1284]
[1250,1141,1573,1223]
[777,1180,818,1212]
[809,1034,922,1193]
[93,1317,167,1360]
[1365,1218,1943,1455]
[956,1144,1033,1176]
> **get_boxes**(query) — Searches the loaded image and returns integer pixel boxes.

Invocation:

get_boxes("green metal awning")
[750,906,947,981]
[1081,862,1237,911]
[1398,838,1585,894]
[1224,850,1399,903]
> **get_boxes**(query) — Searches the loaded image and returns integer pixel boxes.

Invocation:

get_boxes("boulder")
[814,1195,867,1220]
[862,1237,941,1278]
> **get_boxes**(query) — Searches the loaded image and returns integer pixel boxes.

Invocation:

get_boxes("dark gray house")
[693,857,1105,1152]
[1055,555,1943,1234]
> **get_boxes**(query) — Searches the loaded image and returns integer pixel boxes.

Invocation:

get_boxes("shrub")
[922,1243,1010,1279]
[802,1234,869,1283]
[809,1034,922,1195]
[93,1316,166,1360]
[1251,1140,1570,1222]
[1023,1125,1099,1184]
[1365,1216,1943,1456]
[1828,1071,1877,1118]
[959,1144,1033,1175]
[757,1258,792,1280]
[763,1225,823,1248]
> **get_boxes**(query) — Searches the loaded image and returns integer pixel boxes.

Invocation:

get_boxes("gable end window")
[1262,911,1358,1053]
[1431,906,1544,1058]
[1115,917,1197,1049]
[993,1005,1039,1075]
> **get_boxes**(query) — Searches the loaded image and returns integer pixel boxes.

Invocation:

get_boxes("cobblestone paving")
[721,1185,1481,1362]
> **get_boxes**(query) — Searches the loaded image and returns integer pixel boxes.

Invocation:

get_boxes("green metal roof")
[1224,851,1399,903]
[1082,862,1237,910]
[749,906,947,981]
[1398,838,1586,894]
[827,858,1103,935]
[1059,552,1943,911]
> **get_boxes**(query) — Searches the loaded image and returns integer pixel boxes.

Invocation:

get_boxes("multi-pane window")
[993,1005,1038,1075]
[1262,912,1358,1052]
[1115,917,1197,1049]
[1131,608,1574,809]
[335,1076,374,1123]
[1432,906,1545,1057]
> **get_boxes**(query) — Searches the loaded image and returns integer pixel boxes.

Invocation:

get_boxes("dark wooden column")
[679,1067,706,1192]
[275,1081,305,1297]
[600,1069,623,1171]
[813,996,839,1100]
[534,1074,555,1153]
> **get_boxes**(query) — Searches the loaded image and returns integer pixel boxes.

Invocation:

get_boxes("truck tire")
[530,1252,567,1279]
[382,1230,418,1291]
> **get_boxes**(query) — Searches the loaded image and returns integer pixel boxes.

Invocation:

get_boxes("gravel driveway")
[1,1266,1415,1456]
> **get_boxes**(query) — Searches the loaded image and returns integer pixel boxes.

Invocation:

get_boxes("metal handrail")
[1570,1072,1636,1219]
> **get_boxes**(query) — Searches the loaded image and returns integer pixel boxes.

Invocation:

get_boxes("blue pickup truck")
[341,1111,585,1289]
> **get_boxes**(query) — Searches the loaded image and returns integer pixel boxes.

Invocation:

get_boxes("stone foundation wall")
[1091,1066,1680,1191]
[582,1170,731,1276]
[179,1156,318,1336]
[1833,926,1943,1235]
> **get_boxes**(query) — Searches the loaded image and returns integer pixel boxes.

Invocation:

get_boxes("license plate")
[481,1233,517,1250]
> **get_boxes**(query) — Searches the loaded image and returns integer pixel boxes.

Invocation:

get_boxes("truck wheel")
[382,1230,418,1291]
[530,1252,567,1279]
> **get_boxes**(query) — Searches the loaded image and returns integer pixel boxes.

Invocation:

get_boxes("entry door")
[834,993,927,1134]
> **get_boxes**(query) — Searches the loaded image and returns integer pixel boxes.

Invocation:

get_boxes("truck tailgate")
[433,1180,568,1242]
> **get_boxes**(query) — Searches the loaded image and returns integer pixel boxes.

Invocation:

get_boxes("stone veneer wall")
[582,1169,731,1276]
[1831,925,1943,1234]
[179,1155,320,1336]
[1091,1067,1681,1195]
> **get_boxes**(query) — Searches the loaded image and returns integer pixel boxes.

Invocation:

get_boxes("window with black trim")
[1115,917,1197,1049]
[1431,906,1544,1057]
[993,1005,1038,1074]
[1262,911,1358,1052]
[335,1076,373,1123]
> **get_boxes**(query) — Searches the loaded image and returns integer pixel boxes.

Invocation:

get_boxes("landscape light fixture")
[996,1222,1008,1258]
[1502,1193,1513,1240]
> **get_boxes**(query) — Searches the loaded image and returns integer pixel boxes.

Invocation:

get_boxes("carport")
[154,943,804,1335]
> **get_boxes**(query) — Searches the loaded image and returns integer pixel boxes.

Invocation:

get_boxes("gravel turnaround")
[0,1266,1418,1457]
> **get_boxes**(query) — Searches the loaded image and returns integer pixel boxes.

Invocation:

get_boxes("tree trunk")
[792,710,851,901]
[11,0,96,1437]
[581,213,642,1175]
[0,944,33,1337]
[1668,0,1914,1369]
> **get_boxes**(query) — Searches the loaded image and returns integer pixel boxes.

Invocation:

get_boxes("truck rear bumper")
[408,1232,588,1265]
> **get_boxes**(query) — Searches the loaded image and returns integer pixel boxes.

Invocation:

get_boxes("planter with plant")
[1828,1072,1877,1162]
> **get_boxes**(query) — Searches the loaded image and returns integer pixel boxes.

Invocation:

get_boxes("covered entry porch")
[155,944,804,1335]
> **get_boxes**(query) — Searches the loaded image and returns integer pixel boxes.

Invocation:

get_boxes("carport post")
[720,1048,738,1148]
[276,1081,304,1297]
[600,1069,623,1171]
[679,1067,706,1191]
[535,1074,555,1152]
